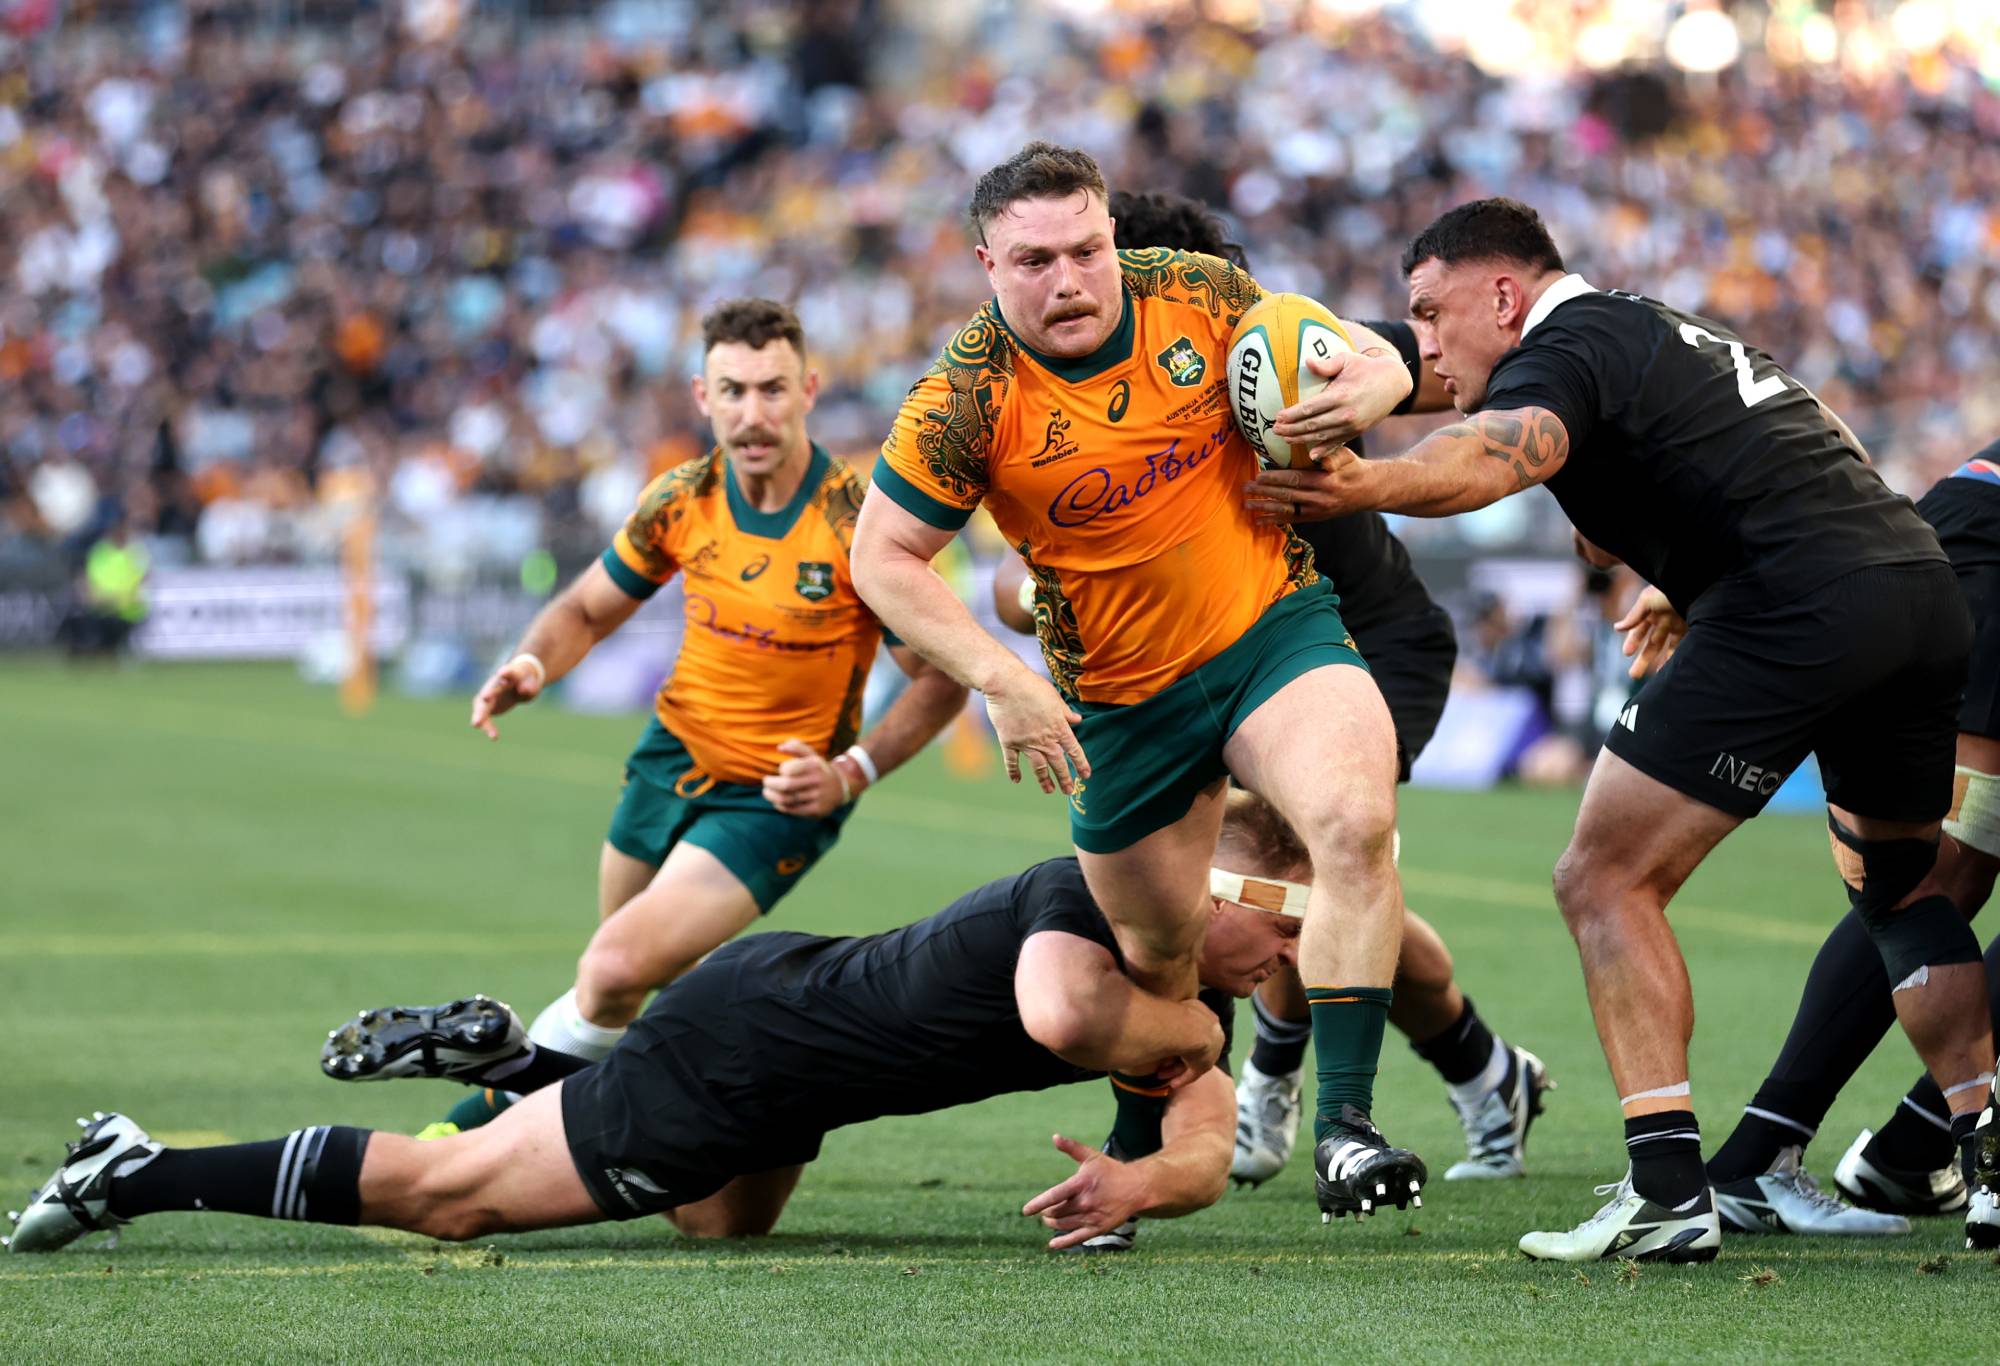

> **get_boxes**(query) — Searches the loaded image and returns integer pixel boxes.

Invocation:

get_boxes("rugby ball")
[1226,293,1354,470]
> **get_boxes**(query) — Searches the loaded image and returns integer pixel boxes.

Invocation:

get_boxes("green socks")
[1308,986,1393,1142]
[441,1087,514,1133]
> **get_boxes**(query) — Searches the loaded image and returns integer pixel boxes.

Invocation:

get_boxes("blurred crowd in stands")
[1,0,1995,606]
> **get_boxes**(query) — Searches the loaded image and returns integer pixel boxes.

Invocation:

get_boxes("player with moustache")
[990,190,1554,1202]
[439,300,966,1136]
[1248,197,1995,1262]
[853,142,1429,1221]
[5,797,1313,1255]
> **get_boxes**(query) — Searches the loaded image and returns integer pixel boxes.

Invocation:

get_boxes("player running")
[5,796,1316,1255]
[992,189,1553,1194]
[853,142,1427,1222]
[445,299,965,1134]
[1250,197,1996,1262]
[1693,440,2000,1249]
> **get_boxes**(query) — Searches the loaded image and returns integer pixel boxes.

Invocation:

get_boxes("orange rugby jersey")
[874,249,1314,704]
[600,444,883,785]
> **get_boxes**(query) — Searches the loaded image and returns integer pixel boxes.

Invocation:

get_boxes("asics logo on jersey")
[1047,420,1234,528]
[1106,380,1131,424]
[1709,751,1785,795]
[740,554,771,581]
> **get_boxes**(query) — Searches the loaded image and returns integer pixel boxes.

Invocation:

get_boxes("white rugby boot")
[1519,1174,1721,1263]
[1713,1145,1910,1236]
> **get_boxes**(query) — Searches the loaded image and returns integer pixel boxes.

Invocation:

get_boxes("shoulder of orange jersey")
[606,447,722,595]
[874,302,1015,531]
[1117,247,1264,329]
[810,451,869,552]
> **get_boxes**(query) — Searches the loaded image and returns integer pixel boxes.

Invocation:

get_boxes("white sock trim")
[1900,1095,1955,1132]
[1742,1105,1816,1140]
[1943,1072,1996,1101]
[1620,1081,1691,1106]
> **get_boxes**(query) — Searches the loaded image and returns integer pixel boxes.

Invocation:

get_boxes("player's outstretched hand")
[1614,585,1686,680]
[1022,1133,1150,1251]
[470,655,545,740]
[1244,445,1368,525]
[984,669,1090,796]
[762,739,850,817]
[1271,348,1409,449]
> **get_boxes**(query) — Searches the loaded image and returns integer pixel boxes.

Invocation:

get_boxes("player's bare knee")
[1550,842,1645,931]
[667,1205,777,1238]
[1296,785,1395,880]
[575,941,658,1019]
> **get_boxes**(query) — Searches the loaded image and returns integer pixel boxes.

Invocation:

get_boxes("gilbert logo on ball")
[1227,293,1353,469]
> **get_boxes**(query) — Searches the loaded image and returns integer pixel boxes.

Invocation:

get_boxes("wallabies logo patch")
[1155,336,1206,388]
[795,561,835,602]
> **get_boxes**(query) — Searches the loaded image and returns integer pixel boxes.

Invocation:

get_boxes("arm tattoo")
[1436,409,1569,490]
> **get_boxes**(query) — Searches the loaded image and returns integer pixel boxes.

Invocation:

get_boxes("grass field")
[1,659,1992,1361]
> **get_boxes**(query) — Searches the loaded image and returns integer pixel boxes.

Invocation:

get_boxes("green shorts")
[1066,579,1367,854]
[606,719,850,913]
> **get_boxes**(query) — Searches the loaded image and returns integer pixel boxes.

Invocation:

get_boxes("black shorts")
[561,949,825,1219]
[1951,560,2000,740]
[1353,603,1457,782]
[1604,562,1969,821]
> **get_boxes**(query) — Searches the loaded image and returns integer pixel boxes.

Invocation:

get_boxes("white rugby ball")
[1226,293,1354,470]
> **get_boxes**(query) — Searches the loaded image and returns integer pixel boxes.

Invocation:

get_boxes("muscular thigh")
[1075,780,1228,937]
[589,841,763,985]
[600,844,659,921]
[1223,661,1398,844]
[1566,747,1742,900]
[363,1085,602,1233]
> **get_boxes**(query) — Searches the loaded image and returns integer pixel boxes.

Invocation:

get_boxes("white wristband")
[509,652,547,687]
[832,764,853,805]
[843,744,880,787]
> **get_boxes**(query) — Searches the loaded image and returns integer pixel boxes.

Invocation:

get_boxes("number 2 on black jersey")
[1677,323,1788,408]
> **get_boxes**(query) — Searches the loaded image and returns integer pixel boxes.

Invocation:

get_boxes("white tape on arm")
[843,744,880,787]
[1944,764,2000,859]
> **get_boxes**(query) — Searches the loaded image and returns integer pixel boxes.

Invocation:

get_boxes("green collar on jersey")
[995,287,1135,384]
[726,442,828,540]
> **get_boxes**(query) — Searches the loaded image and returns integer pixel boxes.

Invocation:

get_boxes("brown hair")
[700,298,806,358]
[1215,789,1311,882]
[968,141,1108,244]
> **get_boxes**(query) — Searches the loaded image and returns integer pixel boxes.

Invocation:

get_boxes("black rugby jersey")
[1917,439,2000,571]
[1295,319,1443,642]
[1479,281,1942,619]
[663,859,1234,1142]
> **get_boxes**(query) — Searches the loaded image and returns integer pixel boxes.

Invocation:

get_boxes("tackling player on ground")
[854,143,1427,1220]
[1251,198,1996,1261]
[443,300,965,1134]
[992,189,1553,1201]
[5,795,1316,1255]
